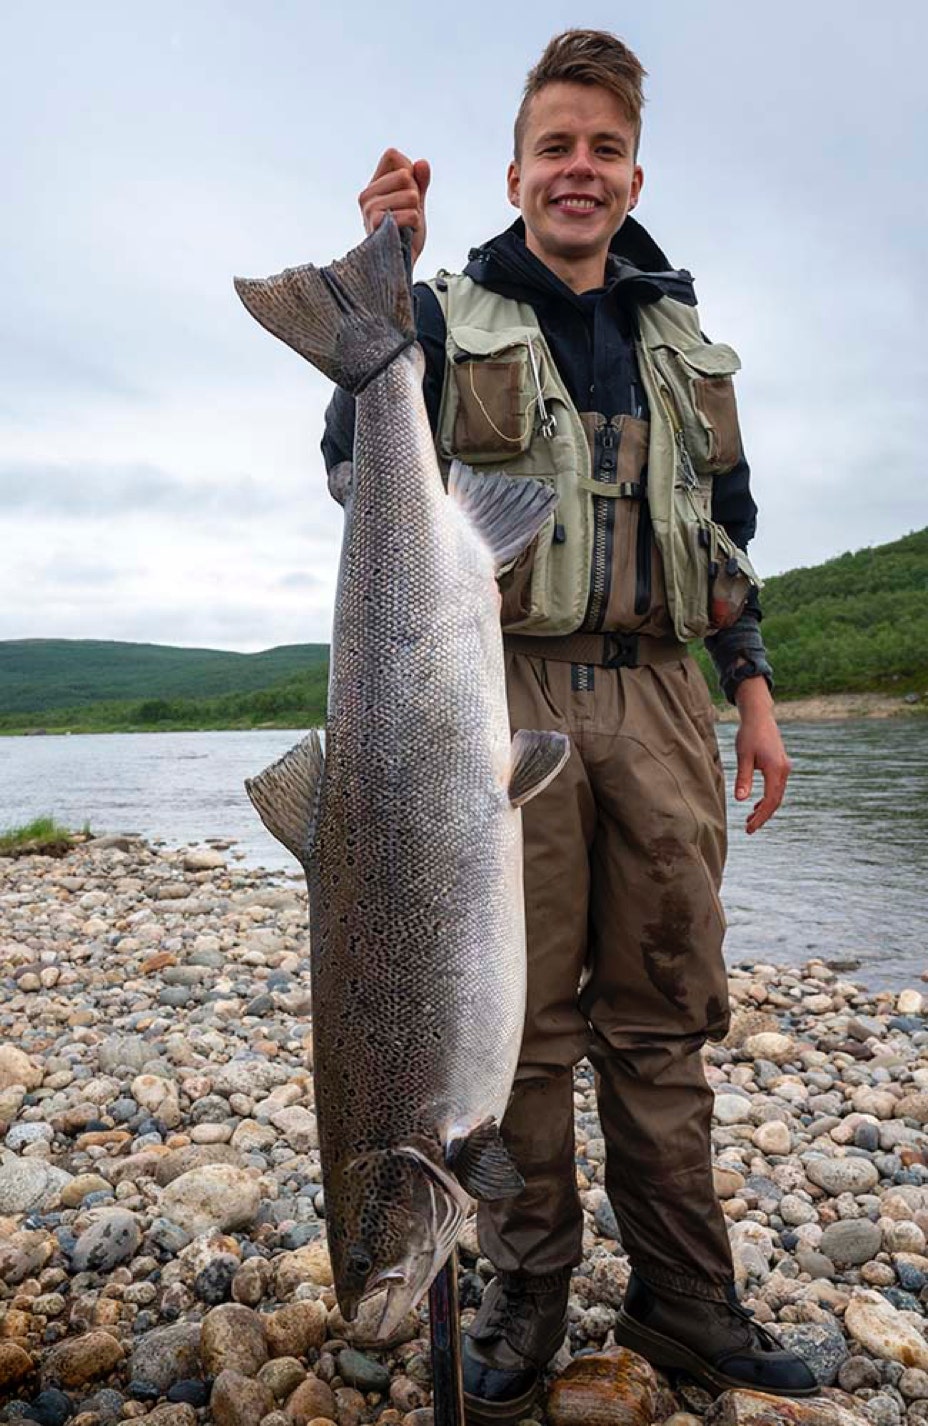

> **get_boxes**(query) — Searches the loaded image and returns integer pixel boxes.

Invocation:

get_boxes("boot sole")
[463,1381,539,1426]
[613,1308,820,1398]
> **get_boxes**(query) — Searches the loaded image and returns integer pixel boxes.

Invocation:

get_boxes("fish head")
[330,1145,468,1339]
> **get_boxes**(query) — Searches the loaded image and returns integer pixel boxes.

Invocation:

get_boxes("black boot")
[613,1272,818,1397]
[462,1270,570,1425]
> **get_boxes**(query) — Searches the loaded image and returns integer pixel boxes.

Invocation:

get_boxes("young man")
[323,29,814,1422]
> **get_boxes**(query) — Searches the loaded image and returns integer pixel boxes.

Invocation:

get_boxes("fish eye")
[346,1247,373,1277]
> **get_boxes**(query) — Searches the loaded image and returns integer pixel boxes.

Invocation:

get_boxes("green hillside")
[1,528,926,734]
[0,639,326,713]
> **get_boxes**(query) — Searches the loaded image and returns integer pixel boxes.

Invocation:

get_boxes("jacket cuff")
[704,615,774,705]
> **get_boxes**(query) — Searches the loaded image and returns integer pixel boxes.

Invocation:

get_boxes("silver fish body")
[236,219,568,1337]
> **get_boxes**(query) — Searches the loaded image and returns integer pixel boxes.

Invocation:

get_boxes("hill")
[1,528,926,733]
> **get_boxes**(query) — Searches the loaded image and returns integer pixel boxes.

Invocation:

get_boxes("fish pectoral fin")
[328,460,354,507]
[448,460,559,573]
[508,729,571,808]
[446,1119,525,1202]
[244,731,324,867]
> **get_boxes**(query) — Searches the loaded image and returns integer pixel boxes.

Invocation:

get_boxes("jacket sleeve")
[704,450,774,703]
[320,283,448,471]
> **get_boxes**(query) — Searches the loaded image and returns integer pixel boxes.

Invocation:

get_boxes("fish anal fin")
[508,729,570,808]
[448,460,558,573]
[446,1118,524,1202]
[245,731,324,867]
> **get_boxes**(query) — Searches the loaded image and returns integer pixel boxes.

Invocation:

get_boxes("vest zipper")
[584,418,619,631]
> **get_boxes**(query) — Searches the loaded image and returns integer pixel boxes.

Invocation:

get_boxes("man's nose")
[563,143,597,176]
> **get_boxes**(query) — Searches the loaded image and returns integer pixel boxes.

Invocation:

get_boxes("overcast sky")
[3,1,926,651]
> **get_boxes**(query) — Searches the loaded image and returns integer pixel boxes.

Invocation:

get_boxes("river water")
[1,721,925,990]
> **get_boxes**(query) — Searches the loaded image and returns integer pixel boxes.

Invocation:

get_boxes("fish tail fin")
[234,216,416,392]
[245,731,324,866]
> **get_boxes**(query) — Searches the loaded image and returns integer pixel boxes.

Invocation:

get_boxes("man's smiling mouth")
[551,196,602,211]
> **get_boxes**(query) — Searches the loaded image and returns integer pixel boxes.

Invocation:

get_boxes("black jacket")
[321,216,772,701]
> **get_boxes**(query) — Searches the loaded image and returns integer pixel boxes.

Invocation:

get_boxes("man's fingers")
[734,757,753,802]
[359,171,424,235]
[745,764,789,835]
[413,158,431,198]
[370,147,414,181]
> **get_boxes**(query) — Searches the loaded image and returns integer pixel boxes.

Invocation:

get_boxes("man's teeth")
[556,198,598,210]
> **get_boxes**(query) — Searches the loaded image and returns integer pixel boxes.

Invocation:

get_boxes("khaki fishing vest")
[425,272,760,642]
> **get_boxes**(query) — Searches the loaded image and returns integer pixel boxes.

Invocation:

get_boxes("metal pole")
[428,1251,464,1426]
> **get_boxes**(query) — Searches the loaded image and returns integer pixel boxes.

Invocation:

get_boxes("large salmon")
[234,218,569,1340]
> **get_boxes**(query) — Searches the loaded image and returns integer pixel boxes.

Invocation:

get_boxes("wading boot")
[462,1270,570,1425]
[613,1271,818,1397]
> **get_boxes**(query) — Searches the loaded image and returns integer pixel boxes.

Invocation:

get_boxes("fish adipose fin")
[446,1119,525,1201]
[448,461,559,572]
[233,215,416,393]
[245,731,324,867]
[508,729,571,808]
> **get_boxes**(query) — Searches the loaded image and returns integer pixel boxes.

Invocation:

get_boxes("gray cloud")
[0,462,281,519]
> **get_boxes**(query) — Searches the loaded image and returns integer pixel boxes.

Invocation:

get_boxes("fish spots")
[641,886,691,1010]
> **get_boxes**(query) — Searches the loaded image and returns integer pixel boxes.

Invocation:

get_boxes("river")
[1,720,926,991]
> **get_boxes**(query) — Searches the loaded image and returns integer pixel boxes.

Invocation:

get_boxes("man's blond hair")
[514,29,647,160]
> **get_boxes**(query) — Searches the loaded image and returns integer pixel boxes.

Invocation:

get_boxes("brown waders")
[478,633,735,1299]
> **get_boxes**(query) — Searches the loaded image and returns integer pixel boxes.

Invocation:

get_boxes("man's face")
[508,81,644,288]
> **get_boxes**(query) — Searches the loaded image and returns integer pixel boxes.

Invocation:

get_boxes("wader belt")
[503,632,688,669]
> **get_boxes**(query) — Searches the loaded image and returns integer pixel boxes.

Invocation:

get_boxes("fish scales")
[235,217,569,1337]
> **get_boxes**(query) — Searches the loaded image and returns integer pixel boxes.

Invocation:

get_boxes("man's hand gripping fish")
[234,217,570,1341]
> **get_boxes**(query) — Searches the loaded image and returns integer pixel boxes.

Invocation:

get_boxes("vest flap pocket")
[444,324,558,463]
[449,324,537,360]
[670,342,741,378]
[652,342,743,476]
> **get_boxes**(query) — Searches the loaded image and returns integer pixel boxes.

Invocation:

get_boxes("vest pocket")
[652,342,742,475]
[442,325,545,463]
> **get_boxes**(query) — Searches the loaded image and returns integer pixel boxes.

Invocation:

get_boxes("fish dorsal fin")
[446,1119,524,1202]
[508,729,570,808]
[245,731,324,867]
[448,460,558,573]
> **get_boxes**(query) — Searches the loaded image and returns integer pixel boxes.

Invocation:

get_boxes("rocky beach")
[1,836,927,1426]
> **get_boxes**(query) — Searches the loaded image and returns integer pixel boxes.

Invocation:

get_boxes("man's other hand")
[733,676,792,835]
[359,149,431,267]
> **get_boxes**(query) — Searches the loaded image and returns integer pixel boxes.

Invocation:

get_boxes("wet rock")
[70,1208,142,1272]
[273,1243,334,1297]
[257,1356,306,1401]
[159,1164,262,1235]
[774,1320,848,1386]
[21,1388,73,1426]
[326,1292,419,1349]
[263,1301,327,1358]
[165,1379,210,1407]
[819,1218,882,1266]
[130,1323,202,1393]
[42,1331,125,1389]
[704,1388,872,1424]
[0,1342,35,1390]
[210,1368,276,1426]
[546,1348,657,1425]
[844,1287,928,1369]
[200,1303,268,1378]
[283,1372,337,1423]
[337,1349,391,1394]
[805,1157,880,1196]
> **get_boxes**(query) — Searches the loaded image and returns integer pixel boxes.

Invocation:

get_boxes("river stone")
[844,1287,928,1369]
[774,1320,848,1386]
[546,1348,657,1426]
[263,1300,327,1358]
[282,1373,337,1423]
[212,1058,290,1097]
[704,1388,872,1424]
[98,1035,151,1075]
[257,1356,306,1401]
[336,1348,391,1394]
[742,1032,796,1063]
[0,1229,55,1285]
[200,1303,268,1377]
[42,1330,125,1388]
[130,1322,202,1393]
[184,847,226,871]
[154,1142,242,1186]
[210,1368,275,1426]
[0,1342,34,1390]
[713,1166,746,1199]
[714,1094,751,1126]
[144,1407,198,1426]
[819,1218,882,1265]
[268,1105,318,1152]
[753,1121,791,1156]
[896,1091,928,1124]
[131,1074,182,1127]
[70,1207,142,1271]
[805,1156,880,1196]
[0,1046,43,1091]
[273,1243,334,1296]
[59,1172,112,1207]
[159,1163,262,1235]
[897,989,924,1015]
[0,1159,61,1214]
[327,1290,419,1349]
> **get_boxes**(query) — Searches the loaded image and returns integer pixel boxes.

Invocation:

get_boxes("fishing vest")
[424,272,760,643]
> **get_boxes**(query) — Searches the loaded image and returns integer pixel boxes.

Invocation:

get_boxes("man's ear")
[628,164,644,213]
[506,160,521,210]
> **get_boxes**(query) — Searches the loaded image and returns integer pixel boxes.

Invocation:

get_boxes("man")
[323,29,815,1422]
